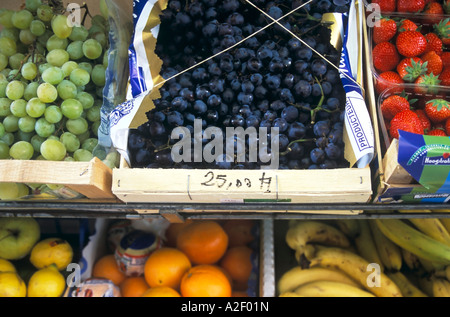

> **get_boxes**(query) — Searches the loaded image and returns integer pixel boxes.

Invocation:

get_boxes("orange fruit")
[219,245,253,291]
[91,254,126,286]
[144,247,191,290]
[164,219,194,247]
[176,220,228,265]
[222,220,255,247]
[141,286,181,297]
[180,264,232,297]
[120,276,150,297]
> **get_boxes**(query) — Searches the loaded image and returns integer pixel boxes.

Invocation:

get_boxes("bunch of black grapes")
[128,0,351,169]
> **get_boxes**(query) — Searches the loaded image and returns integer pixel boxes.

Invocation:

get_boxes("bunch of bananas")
[278,211,450,297]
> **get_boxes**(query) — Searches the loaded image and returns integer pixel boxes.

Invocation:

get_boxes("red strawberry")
[441,52,450,68]
[445,117,450,135]
[414,109,432,132]
[371,0,396,13]
[427,128,447,136]
[439,66,450,86]
[424,99,450,123]
[434,18,450,46]
[398,19,419,32]
[375,71,405,95]
[423,32,443,56]
[372,42,400,72]
[397,0,426,13]
[373,17,398,44]
[381,95,411,120]
[414,73,442,94]
[421,50,443,75]
[389,110,424,139]
[396,57,427,82]
[423,2,444,24]
[396,31,427,57]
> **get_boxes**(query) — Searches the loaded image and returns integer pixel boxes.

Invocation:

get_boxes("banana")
[277,265,361,294]
[387,272,428,297]
[434,266,450,281]
[401,249,421,271]
[439,218,450,234]
[354,220,384,272]
[418,276,435,297]
[418,257,446,273]
[279,292,303,297]
[285,220,350,258]
[334,219,361,238]
[374,219,450,264]
[294,280,376,297]
[368,220,403,272]
[305,245,403,297]
[408,218,450,247]
[431,276,450,297]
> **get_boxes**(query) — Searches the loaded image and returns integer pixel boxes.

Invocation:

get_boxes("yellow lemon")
[0,272,26,297]
[0,258,16,273]
[29,238,73,270]
[27,265,66,297]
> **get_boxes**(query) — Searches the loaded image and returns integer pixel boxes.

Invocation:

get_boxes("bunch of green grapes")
[0,0,109,164]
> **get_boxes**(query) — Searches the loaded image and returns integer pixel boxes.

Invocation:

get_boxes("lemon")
[29,237,73,270]
[27,265,66,297]
[0,258,16,273]
[0,272,27,297]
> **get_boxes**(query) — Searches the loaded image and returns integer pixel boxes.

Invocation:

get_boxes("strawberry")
[424,99,450,123]
[371,0,396,13]
[396,31,427,57]
[439,66,450,86]
[434,18,450,46]
[441,52,450,68]
[375,71,405,95]
[414,109,432,132]
[421,50,443,75]
[398,19,419,32]
[372,42,400,72]
[423,2,444,24]
[445,117,450,135]
[427,128,447,136]
[397,0,426,13]
[414,73,442,94]
[373,17,397,44]
[389,110,424,139]
[423,32,443,56]
[396,57,427,82]
[381,95,411,120]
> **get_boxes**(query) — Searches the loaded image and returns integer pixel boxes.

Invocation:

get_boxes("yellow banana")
[387,272,427,297]
[285,220,350,258]
[408,218,450,247]
[439,218,450,234]
[418,257,446,272]
[418,276,434,297]
[375,219,450,264]
[294,280,376,297]
[279,292,303,297]
[368,220,403,272]
[401,249,421,271]
[305,245,403,297]
[277,265,360,294]
[334,219,361,238]
[434,266,450,281]
[354,220,384,272]
[431,276,450,297]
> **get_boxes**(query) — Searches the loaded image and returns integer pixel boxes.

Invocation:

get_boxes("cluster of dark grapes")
[128,0,351,170]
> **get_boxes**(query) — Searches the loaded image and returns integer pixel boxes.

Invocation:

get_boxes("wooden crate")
[0,157,116,200]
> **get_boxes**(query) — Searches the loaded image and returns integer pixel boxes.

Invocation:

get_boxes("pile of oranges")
[90,219,257,297]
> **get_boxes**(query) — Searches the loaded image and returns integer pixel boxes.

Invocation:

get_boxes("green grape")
[41,66,64,85]
[16,183,30,197]
[26,97,46,118]
[40,138,66,161]
[0,140,9,159]
[0,80,7,98]
[60,131,80,152]
[1,132,14,145]
[16,130,34,143]
[77,62,93,74]
[30,134,45,152]
[103,52,108,68]
[66,41,84,60]
[0,122,4,138]
[91,15,108,28]
[66,117,88,135]
[81,138,98,152]
[23,81,39,100]
[82,39,102,60]
[0,36,17,57]
[7,69,22,81]
[69,25,89,42]
[8,53,26,70]
[73,148,93,162]
[37,82,57,103]
[38,62,51,75]
[44,105,63,123]
[0,10,15,28]
[90,31,107,49]
[91,64,106,87]
[61,61,78,77]
[6,80,25,100]
[77,129,90,144]
[64,156,75,162]
[11,10,33,30]
[10,99,27,117]
[3,115,19,133]
[0,183,19,200]
[29,19,46,36]
[46,34,68,51]
[57,80,77,100]
[21,62,38,80]
[61,98,83,119]
[18,115,36,133]
[46,48,69,67]
[25,0,43,12]
[51,15,72,39]
[0,97,12,116]
[76,91,94,110]
[34,117,55,138]
[91,120,100,137]
[19,29,36,45]
[36,4,53,22]
[69,68,90,86]
[9,140,34,160]
[0,28,19,41]
[0,53,8,72]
